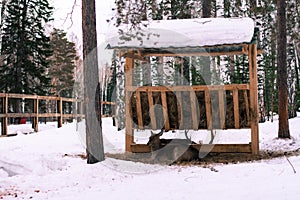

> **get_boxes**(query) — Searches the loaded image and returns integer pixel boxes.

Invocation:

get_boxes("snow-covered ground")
[1,117,300,200]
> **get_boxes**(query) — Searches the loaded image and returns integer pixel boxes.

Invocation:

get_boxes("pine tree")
[0,0,53,95]
[48,28,79,98]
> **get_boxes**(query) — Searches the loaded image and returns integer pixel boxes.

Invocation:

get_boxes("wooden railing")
[0,93,84,136]
[0,93,117,136]
[128,84,250,131]
[101,101,116,118]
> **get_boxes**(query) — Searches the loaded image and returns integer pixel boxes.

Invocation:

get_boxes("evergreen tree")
[48,28,79,98]
[0,0,53,95]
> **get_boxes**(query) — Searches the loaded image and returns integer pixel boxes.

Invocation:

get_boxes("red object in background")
[19,118,26,124]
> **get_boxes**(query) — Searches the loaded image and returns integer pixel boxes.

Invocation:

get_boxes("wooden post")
[248,44,259,155]
[161,91,170,131]
[77,100,83,122]
[57,97,63,128]
[148,91,157,130]
[205,89,212,130]
[190,90,198,130]
[243,90,250,127]
[218,89,225,129]
[233,88,240,129]
[136,91,144,129]
[176,91,183,129]
[1,95,8,135]
[125,57,134,152]
[33,97,39,132]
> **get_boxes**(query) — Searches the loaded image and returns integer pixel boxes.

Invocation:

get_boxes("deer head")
[147,130,163,151]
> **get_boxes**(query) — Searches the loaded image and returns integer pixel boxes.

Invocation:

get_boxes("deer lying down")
[147,130,199,163]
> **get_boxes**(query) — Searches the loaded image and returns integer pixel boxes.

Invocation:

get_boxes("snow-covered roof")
[106,18,256,50]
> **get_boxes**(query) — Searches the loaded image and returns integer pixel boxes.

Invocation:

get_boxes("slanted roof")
[106,17,259,57]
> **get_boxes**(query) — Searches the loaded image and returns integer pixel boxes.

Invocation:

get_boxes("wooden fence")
[0,93,116,136]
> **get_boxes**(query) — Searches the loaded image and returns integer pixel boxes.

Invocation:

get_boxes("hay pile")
[130,89,250,130]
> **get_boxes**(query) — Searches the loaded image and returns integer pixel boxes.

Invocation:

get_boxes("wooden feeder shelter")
[107,18,261,155]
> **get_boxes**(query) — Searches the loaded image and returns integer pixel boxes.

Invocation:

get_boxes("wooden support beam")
[142,50,247,57]
[248,44,259,155]
[190,91,198,130]
[126,84,250,92]
[218,90,225,129]
[1,95,8,135]
[233,88,240,129]
[205,89,212,130]
[161,91,170,131]
[77,101,83,122]
[148,91,157,130]
[125,57,134,152]
[176,91,183,129]
[130,143,252,153]
[33,97,39,132]
[135,91,144,129]
[57,97,63,128]
[192,143,252,153]
[243,90,250,127]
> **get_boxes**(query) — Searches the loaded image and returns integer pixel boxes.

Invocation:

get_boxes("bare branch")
[63,0,78,29]
[286,156,297,174]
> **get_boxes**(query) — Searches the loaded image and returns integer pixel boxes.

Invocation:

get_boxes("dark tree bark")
[277,0,290,138]
[82,0,105,163]
[202,0,212,85]
[202,0,212,17]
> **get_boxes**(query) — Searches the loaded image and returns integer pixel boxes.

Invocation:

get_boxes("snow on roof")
[106,17,255,49]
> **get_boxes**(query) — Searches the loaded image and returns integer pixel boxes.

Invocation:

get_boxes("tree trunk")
[202,0,212,17]
[0,0,7,54]
[82,0,105,163]
[202,0,212,85]
[277,0,290,138]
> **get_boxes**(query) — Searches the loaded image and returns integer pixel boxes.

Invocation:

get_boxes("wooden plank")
[4,113,36,117]
[0,113,82,118]
[131,144,151,153]
[192,143,252,153]
[7,93,38,99]
[1,95,8,135]
[130,143,252,153]
[218,90,225,129]
[57,97,63,128]
[243,90,250,127]
[61,97,77,102]
[33,98,39,132]
[38,113,61,117]
[233,88,240,129]
[176,91,183,129]
[248,44,259,155]
[125,57,134,152]
[62,114,77,118]
[148,91,157,130]
[190,91,198,130]
[205,89,212,130]
[135,91,144,129]
[161,91,170,131]
[101,101,116,105]
[142,50,247,57]
[127,84,250,92]
[77,101,83,122]
[37,96,60,100]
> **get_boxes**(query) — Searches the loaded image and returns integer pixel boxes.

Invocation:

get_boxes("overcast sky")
[50,0,115,49]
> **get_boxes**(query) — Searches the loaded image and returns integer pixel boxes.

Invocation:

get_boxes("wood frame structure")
[108,18,261,155]
[0,93,84,136]
[0,93,117,136]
